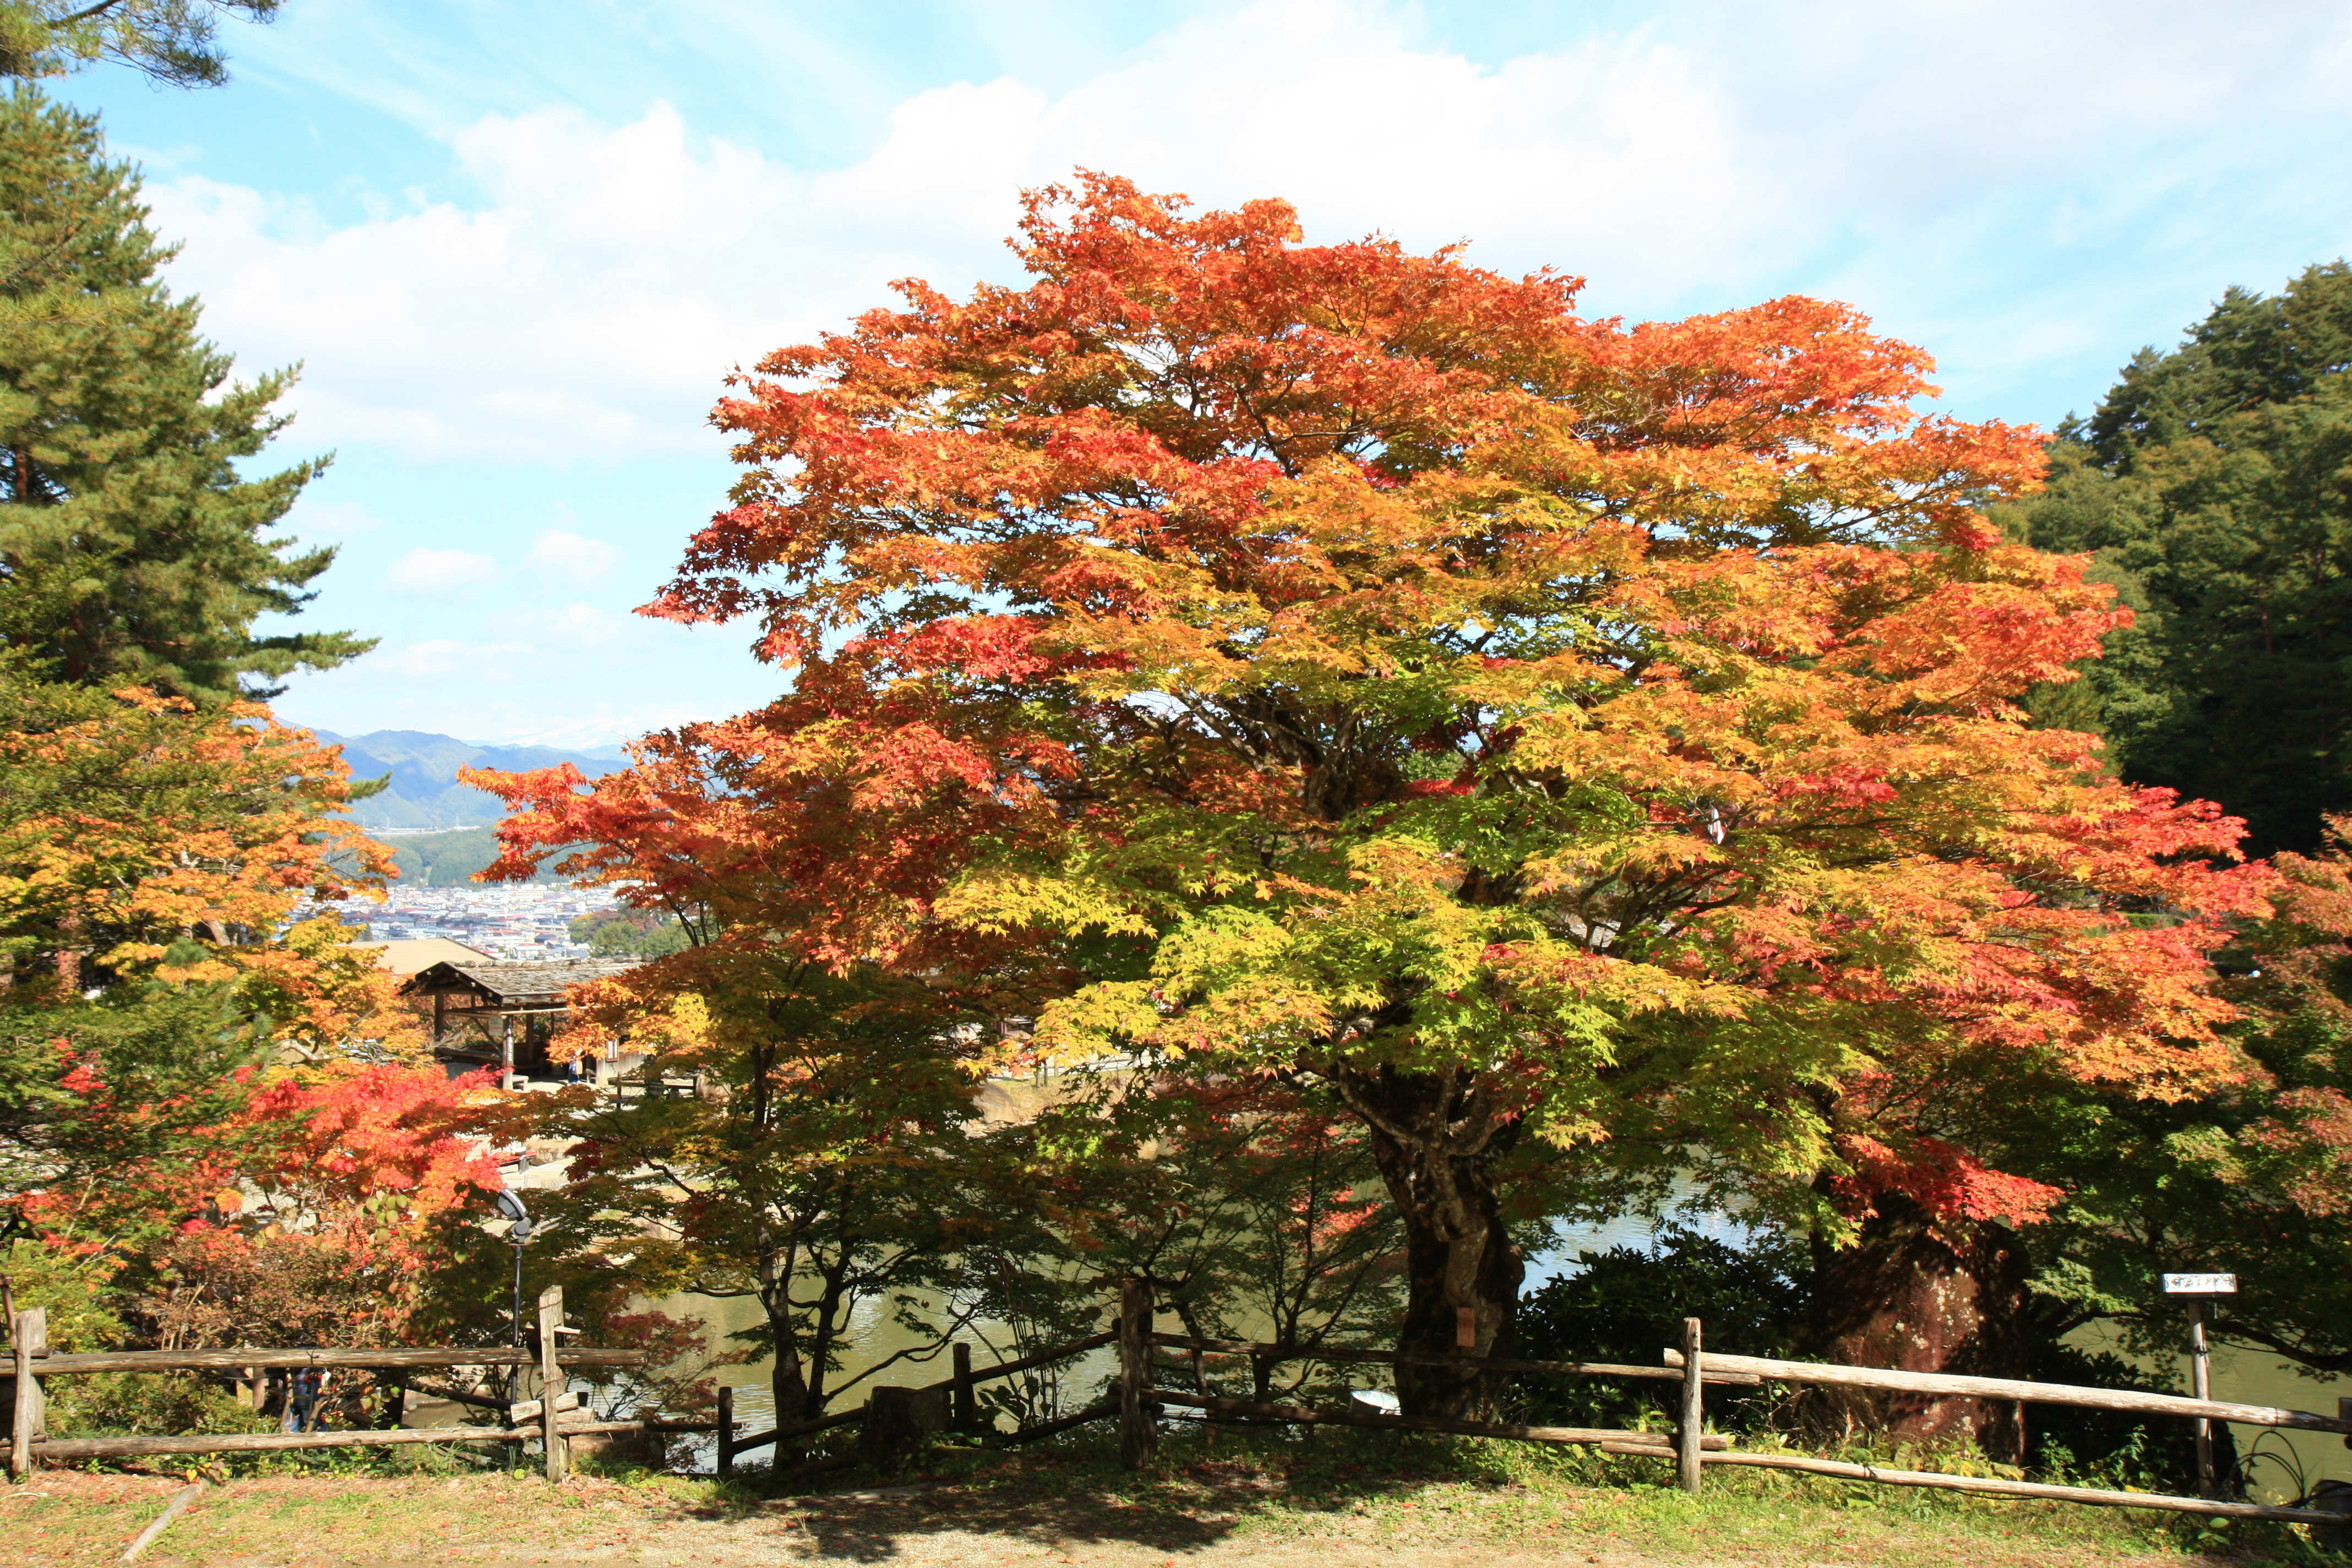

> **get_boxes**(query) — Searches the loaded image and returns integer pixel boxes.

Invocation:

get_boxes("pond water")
[667,1201,1755,1468]
[667,1202,2349,1504]
[2089,1325,2350,1504]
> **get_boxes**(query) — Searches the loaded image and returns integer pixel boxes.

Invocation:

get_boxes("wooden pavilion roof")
[400,958,641,1007]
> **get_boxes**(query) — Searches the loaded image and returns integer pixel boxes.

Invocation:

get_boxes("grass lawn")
[4,1426,2338,1567]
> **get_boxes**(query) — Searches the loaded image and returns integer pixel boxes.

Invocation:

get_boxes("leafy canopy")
[0,662,401,1244]
[492,176,2264,1292]
[495,952,998,1425]
[2017,818,2352,1378]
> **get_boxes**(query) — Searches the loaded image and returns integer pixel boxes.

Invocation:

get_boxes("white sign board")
[2162,1273,2238,1294]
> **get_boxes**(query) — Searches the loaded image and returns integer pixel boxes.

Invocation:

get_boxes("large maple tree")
[497,177,2268,1417]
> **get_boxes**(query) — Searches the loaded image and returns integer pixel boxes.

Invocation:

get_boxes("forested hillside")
[380,826,564,884]
[318,729,627,829]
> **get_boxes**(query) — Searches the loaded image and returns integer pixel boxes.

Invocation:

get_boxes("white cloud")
[378,638,538,677]
[526,530,623,582]
[384,547,499,591]
[140,0,2352,464]
[520,600,638,646]
[496,704,723,748]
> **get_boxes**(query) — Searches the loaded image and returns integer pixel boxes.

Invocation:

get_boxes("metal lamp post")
[493,1188,533,1350]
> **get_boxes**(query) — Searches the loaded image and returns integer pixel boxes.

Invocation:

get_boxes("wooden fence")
[1109,1284,2352,1531]
[16,1272,2352,1539]
[1655,1342,2352,1527]
[3,1295,1133,1485]
[4,1287,702,1483]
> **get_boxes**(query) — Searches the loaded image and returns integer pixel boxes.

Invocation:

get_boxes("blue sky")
[53,0,2352,744]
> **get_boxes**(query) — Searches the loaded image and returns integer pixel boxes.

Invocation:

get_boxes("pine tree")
[0,2,281,89]
[0,86,369,702]
[2004,263,2352,855]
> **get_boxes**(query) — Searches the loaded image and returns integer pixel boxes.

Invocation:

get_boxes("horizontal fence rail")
[1152,1332,1762,1386]
[6,1293,687,1480]
[19,1347,647,1376]
[30,1414,719,1463]
[726,1404,864,1457]
[998,1399,1118,1449]
[1660,1349,2352,1436]
[1155,1389,1729,1451]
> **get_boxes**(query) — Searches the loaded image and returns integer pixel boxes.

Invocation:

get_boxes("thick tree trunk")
[1801,1194,2032,1461]
[759,1243,814,1431]
[1330,1063,1523,1419]
[771,1335,811,1429]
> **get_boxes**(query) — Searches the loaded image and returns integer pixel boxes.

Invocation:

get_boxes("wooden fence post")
[2188,1300,2214,1498]
[10,1308,46,1479]
[952,1342,977,1434]
[861,1385,950,1473]
[537,1286,567,1483]
[716,1385,734,1477]
[1676,1317,1703,1495]
[1118,1277,1156,1470]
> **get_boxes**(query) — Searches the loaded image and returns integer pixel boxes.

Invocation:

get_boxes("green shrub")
[1506,1223,1807,1433]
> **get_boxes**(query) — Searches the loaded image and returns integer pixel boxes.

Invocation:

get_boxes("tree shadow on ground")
[654,1427,1540,1564]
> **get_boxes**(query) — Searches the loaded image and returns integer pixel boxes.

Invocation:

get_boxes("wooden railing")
[6,1297,1125,1485]
[1657,1342,2352,1526]
[5,1288,702,1483]
[1660,1347,2352,1435]
[1111,1287,2351,1530]
[26,1272,2344,1534]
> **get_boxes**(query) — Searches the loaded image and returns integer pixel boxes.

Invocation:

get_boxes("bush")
[1,1237,269,1439]
[2027,1341,2234,1496]
[1505,1223,1807,1432]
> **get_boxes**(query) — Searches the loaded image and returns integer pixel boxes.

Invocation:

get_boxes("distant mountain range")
[315,729,630,830]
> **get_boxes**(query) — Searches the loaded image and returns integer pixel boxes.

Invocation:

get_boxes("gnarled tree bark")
[1801,1194,2032,1461]
[1327,1060,1524,1419]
